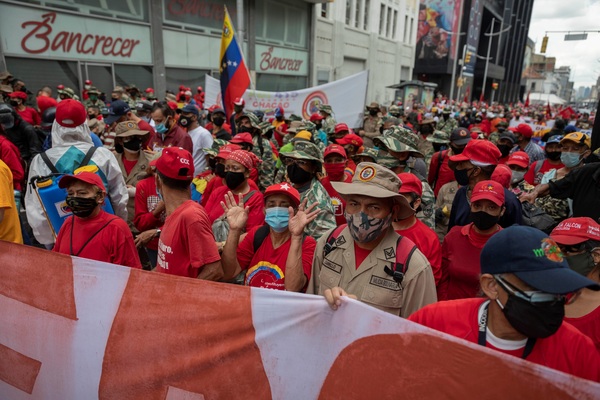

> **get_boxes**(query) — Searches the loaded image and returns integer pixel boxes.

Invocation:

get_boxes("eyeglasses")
[283,158,311,167]
[494,275,565,305]
[558,243,585,254]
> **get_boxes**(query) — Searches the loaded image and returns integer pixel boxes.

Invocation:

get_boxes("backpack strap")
[40,152,59,174]
[323,224,347,258]
[80,146,97,167]
[383,235,418,285]
[431,149,447,190]
[242,190,256,203]
[252,225,271,252]
[533,160,543,176]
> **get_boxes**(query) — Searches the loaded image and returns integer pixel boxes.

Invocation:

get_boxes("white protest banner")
[1,241,599,399]
[205,71,369,129]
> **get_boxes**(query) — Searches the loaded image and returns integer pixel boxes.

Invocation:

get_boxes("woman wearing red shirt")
[204,150,265,235]
[438,180,504,301]
[221,183,318,291]
[8,91,40,127]
[53,171,141,269]
[320,144,353,226]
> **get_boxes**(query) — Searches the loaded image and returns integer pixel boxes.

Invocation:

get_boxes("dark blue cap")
[563,125,577,134]
[546,135,563,145]
[480,225,600,294]
[105,100,131,125]
[177,104,199,116]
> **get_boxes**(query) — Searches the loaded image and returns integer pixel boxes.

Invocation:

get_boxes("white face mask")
[511,170,526,185]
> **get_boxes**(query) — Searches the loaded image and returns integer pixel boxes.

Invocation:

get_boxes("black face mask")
[287,163,313,185]
[497,144,512,158]
[9,100,20,107]
[454,168,471,186]
[114,143,124,154]
[420,125,433,135]
[545,150,562,162]
[369,110,378,116]
[276,116,283,121]
[497,294,565,338]
[433,143,447,152]
[470,210,500,230]
[212,116,225,126]
[225,171,246,189]
[123,137,142,152]
[111,96,119,101]
[238,126,253,134]
[215,163,226,178]
[20,87,27,93]
[66,195,100,218]
[315,122,322,130]
[450,145,464,155]
[178,116,192,128]
[208,158,217,171]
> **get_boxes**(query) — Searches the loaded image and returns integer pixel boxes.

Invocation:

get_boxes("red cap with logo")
[491,164,512,189]
[55,99,87,128]
[336,133,363,147]
[310,113,324,122]
[550,217,600,245]
[449,139,501,165]
[264,182,301,208]
[59,171,106,192]
[9,91,27,100]
[471,180,505,206]
[507,151,530,169]
[515,123,533,138]
[334,123,349,134]
[155,147,195,180]
[398,173,423,197]
[234,97,245,106]
[324,144,347,159]
[230,132,253,145]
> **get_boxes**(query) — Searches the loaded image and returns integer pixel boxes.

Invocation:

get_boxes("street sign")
[564,33,588,41]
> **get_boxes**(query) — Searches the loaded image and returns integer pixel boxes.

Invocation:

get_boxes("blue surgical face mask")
[155,118,169,135]
[560,151,582,168]
[265,207,289,233]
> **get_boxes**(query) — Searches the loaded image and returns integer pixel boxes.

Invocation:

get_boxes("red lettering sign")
[259,47,304,73]
[20,12,140,58]
[166,0,236,23]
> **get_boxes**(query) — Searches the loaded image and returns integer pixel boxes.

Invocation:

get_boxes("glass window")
[364,0,370,30]
[255,0,308,49]
[393,10,398,39]
[355,0,361,28]
[379,5,386,35]
[409,17,414,42]
[386,7,392,37]
[163,0,237,33]
[321,3,328,18]
[404,15,409,43]
[266,5,286,40]
[256,74,307,92]
[346,0,352,25]
[166,68,210,95]
[5,57,79,97]
[21,0,148,21]
[115,65,153,94]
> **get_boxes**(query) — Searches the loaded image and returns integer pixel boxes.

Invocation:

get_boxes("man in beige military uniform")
[307,162,437,317]
[359,101,382,148]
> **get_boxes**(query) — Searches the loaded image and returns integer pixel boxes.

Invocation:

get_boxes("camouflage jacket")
[362,115,382,138]
[322,116,337,135]
[82,99,106,109]
[401,166,435,229]
[299,178,336,240]
[251,136,276,191]
[435,117,458,135]
[416,135,434,170]
[434,181,459,242]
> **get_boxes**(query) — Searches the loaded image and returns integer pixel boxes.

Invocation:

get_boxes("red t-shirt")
[122,157,137,175]
[0,136,24,191]
[53,211,141,268]
[395,218,442,285]
[427,150,454,197]
[156,200,220,278]
[409,298,600,382]
[564,304,600,351]
[36,95,58,114]
[320,175,352,226]
[201,177,259,207]
[438,224,501,301]
[17,107,41,126]
[236,225,316,290]
[523,159,564,186]
[133,176,165,250]
[354,242,372,269]
[204,185,265,233]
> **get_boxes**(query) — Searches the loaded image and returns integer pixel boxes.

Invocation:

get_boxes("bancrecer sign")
[0,4,152,64]
[256,45,308,76]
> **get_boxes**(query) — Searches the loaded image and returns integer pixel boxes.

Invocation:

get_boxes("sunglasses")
[494,275,565,305]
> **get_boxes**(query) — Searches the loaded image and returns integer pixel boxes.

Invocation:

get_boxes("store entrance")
[80,62,115,97]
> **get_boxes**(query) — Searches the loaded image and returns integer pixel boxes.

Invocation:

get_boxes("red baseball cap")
[449,139,501,166]
[179,85,185,91]
[264,182,301,208]
[59,171,106,192]
[324,144,347,159]
[145,87,154,93]
[55,99,87,128]
[310,113,324,122]
[398,173,423,197]
[336,133,363,147]
[155,147,195,180]
[506,151,530,169]
[230,132,253,145]
[197,86,203,92]
[234,97,245,106]
[491,164,511,189]
[8,91,27,100]
[85,79,92,85]
[471,180,505,207]
[515,123,533,138]
[334,123,349,134]
[550,217,600,245]
[167,101,178,110]
[217,143,241,159]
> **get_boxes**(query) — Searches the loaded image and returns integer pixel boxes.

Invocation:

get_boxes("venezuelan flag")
[220,6,251,118]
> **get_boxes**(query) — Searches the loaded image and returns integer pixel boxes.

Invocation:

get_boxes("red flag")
[219,7,251,119]
[524,91,530,108]
[546,101,552,118]
[559,106,575,120]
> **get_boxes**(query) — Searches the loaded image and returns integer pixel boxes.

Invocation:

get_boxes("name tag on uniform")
[370,276,401,291]
[323,258,342,273]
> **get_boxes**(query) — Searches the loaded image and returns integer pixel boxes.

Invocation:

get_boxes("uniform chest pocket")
[319,257,343,290]
[359,276,403,311]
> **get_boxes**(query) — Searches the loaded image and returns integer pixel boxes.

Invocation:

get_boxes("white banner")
[0,4,152,64]
[206,71,369,129]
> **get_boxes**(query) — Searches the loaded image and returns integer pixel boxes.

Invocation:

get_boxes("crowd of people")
[1,70,599,382]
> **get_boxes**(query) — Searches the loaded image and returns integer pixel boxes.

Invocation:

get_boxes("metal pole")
[457,44,467,104]
[449,0,466,102]
[236,0,245,57]
[481,18,494,102]
[491,87,496,104]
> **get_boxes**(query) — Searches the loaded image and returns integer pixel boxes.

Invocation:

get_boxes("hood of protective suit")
[51,119,93,147]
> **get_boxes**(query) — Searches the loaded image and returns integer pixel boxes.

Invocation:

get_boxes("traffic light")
[492,83,499,90]
[464,51,471,64]
[541,36,549,53]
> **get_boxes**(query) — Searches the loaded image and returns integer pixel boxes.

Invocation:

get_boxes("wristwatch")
[154,228,161,238]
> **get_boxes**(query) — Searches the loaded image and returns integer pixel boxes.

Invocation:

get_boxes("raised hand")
[288,199,320,237]
[221,191,249,231]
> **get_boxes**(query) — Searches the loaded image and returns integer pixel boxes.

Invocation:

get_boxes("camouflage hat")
[203,138,229,157]
[241,112,261,129]
[303,121,316,133]
[426,130,450,144]
[377,154,401,169]
[367,101,380,110]
[58,87,75,98]
[389,105,400,113]
[0,84,13,94]
[353,147,379,162]
[281,141,323,163]
[374,126,423,158]
[288,114,303,122]
[287,120,304,134]
[442,106,452,114]
[496,120,509,128]
[258,121,274,135]
[420,118,435,125]
[319,104,333,114]
[87,87,100,95]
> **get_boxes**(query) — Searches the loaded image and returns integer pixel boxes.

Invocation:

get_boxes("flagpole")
[227,5,258,110]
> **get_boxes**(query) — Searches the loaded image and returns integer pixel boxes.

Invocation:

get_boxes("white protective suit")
[26,120,128,246]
